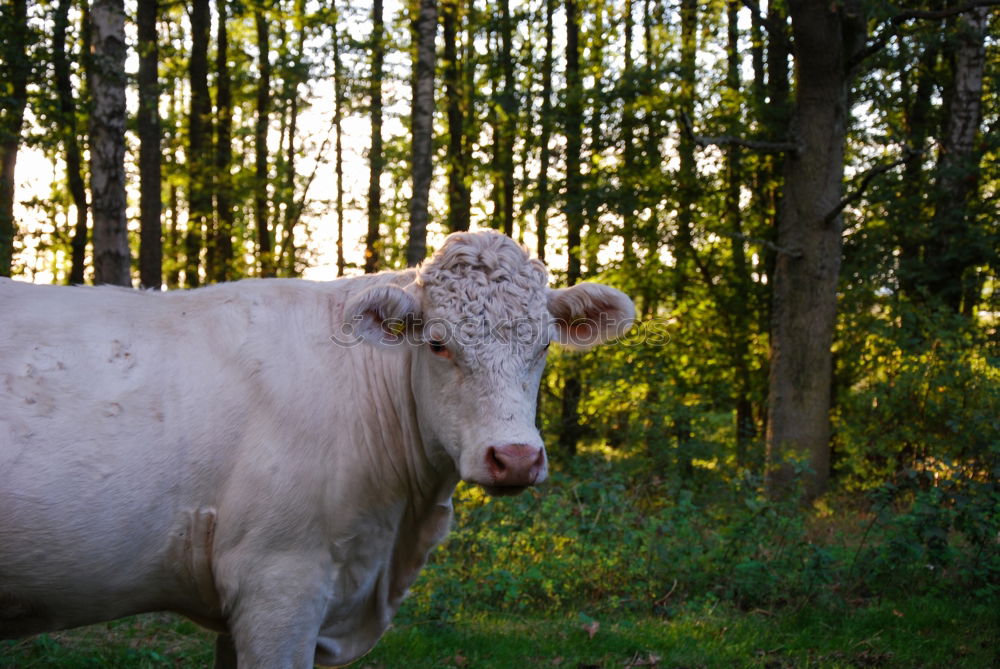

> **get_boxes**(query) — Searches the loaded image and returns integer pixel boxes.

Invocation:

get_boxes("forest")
[1,0,999,666]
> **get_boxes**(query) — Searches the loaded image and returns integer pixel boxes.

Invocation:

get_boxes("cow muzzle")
[481,444,547,496]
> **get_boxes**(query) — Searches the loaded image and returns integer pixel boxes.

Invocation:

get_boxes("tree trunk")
[332,11,346,276]
[0,0,29,277]
[186,0,211,288]
[88,0,132,286]
[766,0,864,500]
[924,7,989,314]
[442,0,470,233]
[725,0,756,464]
[213,0,234,283]
[407,0,437,266]
[277,0,305,277]
[255,6,273,277]
[558,0,583,458]
[137,0,162,289]
[365,0,385,274]
[674,0,697,298]
[620,0,635,263]
[497,0,516,238]
[54,0,90,285]
[535,0,554,262]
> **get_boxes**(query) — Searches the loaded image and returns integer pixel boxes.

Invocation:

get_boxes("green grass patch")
[2,594,995,668]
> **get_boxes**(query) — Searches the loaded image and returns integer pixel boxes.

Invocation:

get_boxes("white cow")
[0,231,633,667]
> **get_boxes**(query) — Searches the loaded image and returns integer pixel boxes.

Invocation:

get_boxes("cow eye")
[428,340,450,357]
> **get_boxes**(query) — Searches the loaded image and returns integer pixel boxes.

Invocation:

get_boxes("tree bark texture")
[558,0,583,458]
[137,0,162,289]
[53,0,90,285]
[535,0,554,262]
[186,0,211,287]
[0,0,29,277]
[442,0,470,233]
[88,0,132,286]
[365,0,385,274]
[213,0,235,283]
[925,6,989,313]
[407,0,437,267]
[497,0,516,238]
[332,14,346,276]
[766,0,864,500]
[255,6,273,277]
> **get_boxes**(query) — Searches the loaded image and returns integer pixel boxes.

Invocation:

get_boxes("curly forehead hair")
[415,231,549,326]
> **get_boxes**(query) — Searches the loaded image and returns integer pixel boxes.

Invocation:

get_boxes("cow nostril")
[486,446,507,475]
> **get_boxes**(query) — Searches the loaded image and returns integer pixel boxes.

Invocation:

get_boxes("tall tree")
[365,0,385,273]
[442,0,470,233]
[724,0,757,463]
[53,0,90,285]
[558,0,584,457]
[619,0,636,263]
[535,0,555,262]
[766,0,866,499]
[923,6,990,314]
[186,0,211,287]
[0,0,29,276]
[674,0,697,298]
[137,0,162,289]
[332,7,347,276]
[212,0,235,283]
[407,0,438,266]
[255,3,273,277]
[496,0,516,237]
[88,0,131,286]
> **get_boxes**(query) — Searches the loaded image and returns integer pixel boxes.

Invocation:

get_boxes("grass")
[2,594,996,668]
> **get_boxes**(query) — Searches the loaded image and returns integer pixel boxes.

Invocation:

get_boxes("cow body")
[0,231,633,667]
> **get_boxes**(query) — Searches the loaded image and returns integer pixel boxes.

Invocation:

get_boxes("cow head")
[345,231,634,496]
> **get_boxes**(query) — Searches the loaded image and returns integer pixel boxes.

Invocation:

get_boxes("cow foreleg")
[221,557,333,669]
[213,633,237,669]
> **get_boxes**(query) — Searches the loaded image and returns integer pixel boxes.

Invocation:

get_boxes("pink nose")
[486,444,546,487]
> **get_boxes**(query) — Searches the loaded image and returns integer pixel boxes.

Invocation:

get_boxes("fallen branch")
[823,147,920,226]
[680,113,797,154]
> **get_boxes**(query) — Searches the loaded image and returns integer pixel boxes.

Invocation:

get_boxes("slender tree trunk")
[725,0,756,464]
[564,0,582,284]
[278,0,305,276]
[213,0,234,283]
[186,0,211,288]
[0,0,29,277]
[674,0,697,297]
[442,0,469,232]
[88,0,131,286]
[332,12,346,276]
[255,6,273,277]
[559,0,584,458]
[53,0,90,285]
[407,0,437,266]
[766,0,864,500]
[896,40,938,303]
[497,0,516,238]
[167,182,180,288]
[620,0,636,263]
[365,0,385,273]
[535,0,554,262]
[925,7,989,314]
[137,0,162,289]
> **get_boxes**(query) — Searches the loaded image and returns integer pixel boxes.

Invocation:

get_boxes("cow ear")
[548,283,635,351]
[341,284,423,347]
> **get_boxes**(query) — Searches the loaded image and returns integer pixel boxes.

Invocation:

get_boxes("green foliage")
[835,305,1000,488]
[403,453,1000,625]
